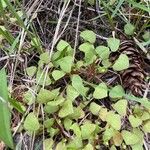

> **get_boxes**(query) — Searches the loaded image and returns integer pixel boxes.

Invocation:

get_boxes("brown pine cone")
[118,40,148,97]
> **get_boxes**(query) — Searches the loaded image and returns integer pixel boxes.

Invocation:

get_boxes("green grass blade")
[1,0,43,53]
[9,98,25,114]
[125,94,150,109]
[111,0,125,18]
[128,0,150,12]
[0,69,14,149]
[0,27,15,45]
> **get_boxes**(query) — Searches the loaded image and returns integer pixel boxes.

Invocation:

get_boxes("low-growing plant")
[21,30,150,149]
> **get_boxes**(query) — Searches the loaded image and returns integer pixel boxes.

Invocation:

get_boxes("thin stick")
[73,0,81,61]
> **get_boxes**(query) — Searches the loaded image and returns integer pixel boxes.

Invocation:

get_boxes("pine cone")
[119,40,148,97]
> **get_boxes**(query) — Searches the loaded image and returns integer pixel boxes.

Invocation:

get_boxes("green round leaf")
[131,143,143,150]
[129,115,142,127]
[66,85,79,101]
[106,112,121,130]
[68,106,84,119]
[36,69,51,86]
[37,88,59,103]
[95,46,110,60]
[103,127,115,142]
[56,39,69,51]
[52,70,65,81]
[143,120,150,133]
[26,66,37,77]
[67,136,83,149]
[83,143,93,150]
[23,112,40,132]
[40,52,50,64]
[44,105,59,114]
[70,123,81,137]
[81,123,96,139]
[44,118,54,129]
[57,56,73,73]
[107,37,120,52]
[80,30,96,43]
[109,85,125,99]
[142,31,150,42]
[79,42,96,64]
[124,23,135,35]
[113,99,127,116]
[43,138,54,150]
[141,111,150,121]
[102,59,112,68]
[89,102,101,116]
[72,75,88,97]
[47,96,65,106]
[58,100,74,118]
[93,83,108,99]
[63,118,72,130]
[133,128,144,144]
[121,130,140,145]
[112,54,129,71]
[23,90,35,105]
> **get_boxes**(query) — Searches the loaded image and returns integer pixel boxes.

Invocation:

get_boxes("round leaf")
[44,119,54,129]
[143,120,150,133]
[93,83,108,99]
[142,31,150,42]
[44,105,59,114]
[63,118,72,130]
[112,54,129,71]
[121,130,139,145]
[40,52,50,64]
[66,85,79,101]
[58,100,74,118]
[70,123,81,137]
[83,143,93,150]
[36,69,51,86]
[23,112,40,132]
[23,90,35,105]
[79,42,96,64]
[103,127,115,142]
[113,99,127,116]
[102,59,112,68]
[113,131,123,146]
[141,111,150,121]
[47,96,65,106]
[109,85,125,99]
[81,123,96,139]
[67,136,83,149]
[37,88,59,103]
[124,23,135,35]
[106,112,121,130]
[52,70,65,81]
[95,46,110,60]
[43,138,54,150]
[72,75,88,97]
[107,37,120,52]
[57,56,73,73]
[56,40,69,51]
[129,115,142,127]
[99,108,108,121]
[80,30,96,43]
[26,66,37,77]
[89,102,101,116]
